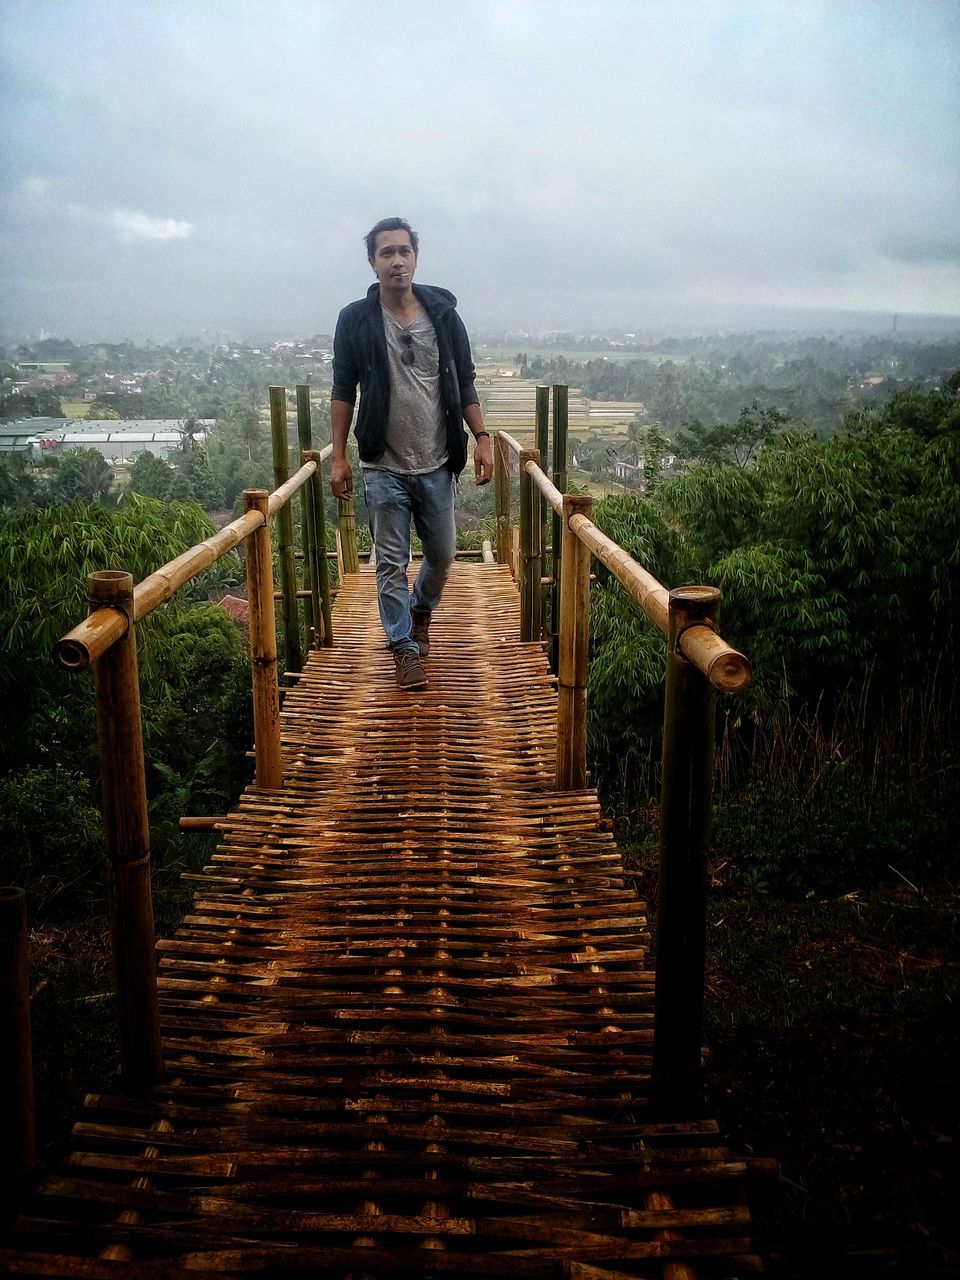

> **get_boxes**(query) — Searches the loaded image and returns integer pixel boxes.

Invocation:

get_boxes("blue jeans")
[362,467,456,652]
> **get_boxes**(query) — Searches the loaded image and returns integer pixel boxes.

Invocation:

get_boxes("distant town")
[2,325,958,495]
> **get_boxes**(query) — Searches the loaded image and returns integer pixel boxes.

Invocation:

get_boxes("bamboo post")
[535,386,551,638]
[295,386,316,644]
[304,450,333,647]
[551,384,569,673]
[653,585,720,1117]
[556,494,593,789]
[269,386,302,675]
[518,449,542,642]
[88,570,161,1095]
[300,446,322,647]
[0,886,35,1190]
[243,490,283,790]
[338,497,360,575]
[494,432,511,566]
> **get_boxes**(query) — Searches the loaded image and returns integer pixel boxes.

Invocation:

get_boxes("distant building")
[0,417,211,462]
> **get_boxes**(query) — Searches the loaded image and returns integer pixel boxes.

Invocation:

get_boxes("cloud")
[2,1,957,336]
[21,175,52,198]
[108,209,193,242]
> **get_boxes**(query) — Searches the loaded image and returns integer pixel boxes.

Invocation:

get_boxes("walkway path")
[8,563,758,1277]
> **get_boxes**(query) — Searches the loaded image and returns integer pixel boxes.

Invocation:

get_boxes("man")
[330,217,493,690]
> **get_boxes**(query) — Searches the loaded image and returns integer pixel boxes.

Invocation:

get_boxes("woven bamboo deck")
[7,562,759,1277]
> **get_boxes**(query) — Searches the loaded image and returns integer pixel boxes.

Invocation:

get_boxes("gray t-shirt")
[362,304,448,475]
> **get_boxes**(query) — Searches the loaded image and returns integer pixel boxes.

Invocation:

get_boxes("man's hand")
[474,436,494,486]
[330,456,353,500]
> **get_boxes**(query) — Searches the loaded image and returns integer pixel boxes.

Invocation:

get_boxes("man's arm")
[330,398,355,499]
[463,402,493,486]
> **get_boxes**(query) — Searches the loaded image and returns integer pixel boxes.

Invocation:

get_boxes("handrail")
[54,452,330,673]
[507,439,751,695]
[494,393,754,1117]
[523,458,564,516]
[44,398,338,1095]
[498,429,524,457]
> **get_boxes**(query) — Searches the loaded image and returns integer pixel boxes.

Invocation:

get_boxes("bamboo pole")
[300,448,322,648]
[243,491,282,790]
[493,432,511,566]
[535,386,550,631]
[567,512,751,691]
[518,448,542,642]
[0,885,35,1190]
[88,570,161,1095]
[653,585,720,1117]
[338,496,360,575]
[551,385,568,674]
[295,386,316,643]
[269,386,302,675]
[524,459,564,514]
[569,511,671,632]
[556,493,593,789]
[304,450,334,647]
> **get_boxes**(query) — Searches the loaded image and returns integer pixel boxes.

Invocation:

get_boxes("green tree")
[674,402,788,468]
[181,448,225,509]
[48,448,113,503]
[129,451,173,500]
[0,493,249,903]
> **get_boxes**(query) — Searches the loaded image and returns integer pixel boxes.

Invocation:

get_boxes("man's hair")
[365,217,419,261]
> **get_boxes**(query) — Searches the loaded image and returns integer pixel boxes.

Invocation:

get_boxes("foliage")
[46,447,113,504]
[586,376,960,891]
[140,603,251,833]
[206,407,273,508]
[0,491,227,667]
[674,402,788,468]
[129,450,174,500]
[0,766,104,907]
[0,493,249,878]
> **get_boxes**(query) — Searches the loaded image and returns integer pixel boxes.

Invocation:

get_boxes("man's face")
[370,230,417,293]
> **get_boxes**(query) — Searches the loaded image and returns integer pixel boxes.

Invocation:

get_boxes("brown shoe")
[394,649,428,691]
[411,608,431,657]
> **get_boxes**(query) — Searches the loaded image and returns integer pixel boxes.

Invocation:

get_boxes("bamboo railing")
[494,400,751,1115]
[45,388,338,1096]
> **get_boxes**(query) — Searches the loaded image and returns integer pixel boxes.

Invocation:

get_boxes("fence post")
[494,432,511,567]
[556,493,593,789]
[303,450,334,647]
[518,448,542,641]
[653,585,720,1116]
[0,886,35,1191]
[269,386,302,675]
[295,385,317,644]
[551,384,569,673]
[535,386,550,626]
[337,496,360,576]
[88,569,161,1095]
[243,490,283,790]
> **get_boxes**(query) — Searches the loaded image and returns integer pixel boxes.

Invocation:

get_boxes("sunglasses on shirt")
[399,332,415,366]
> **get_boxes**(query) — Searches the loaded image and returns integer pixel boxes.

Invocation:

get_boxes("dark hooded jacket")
[330,283,480,476]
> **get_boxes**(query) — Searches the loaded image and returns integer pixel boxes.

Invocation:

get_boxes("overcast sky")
[2,0,958,341]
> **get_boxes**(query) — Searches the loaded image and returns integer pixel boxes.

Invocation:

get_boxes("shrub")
[0,767,104,911]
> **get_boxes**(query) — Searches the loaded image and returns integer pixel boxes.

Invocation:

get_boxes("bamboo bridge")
[1,387,769,1278]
